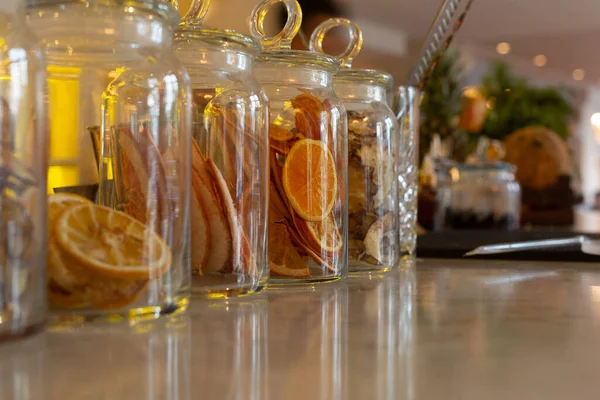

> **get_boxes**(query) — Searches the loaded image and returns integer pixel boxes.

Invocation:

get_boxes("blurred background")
[4,0,600,232]
[180,0,600,232]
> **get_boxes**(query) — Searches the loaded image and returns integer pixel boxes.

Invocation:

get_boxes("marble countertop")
[3,258,600,400]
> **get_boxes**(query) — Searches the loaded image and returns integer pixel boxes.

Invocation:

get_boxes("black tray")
[417,230,600,262]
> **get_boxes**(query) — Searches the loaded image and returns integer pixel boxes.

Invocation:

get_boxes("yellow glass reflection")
[47,66,80,192]
[47,165,79,194]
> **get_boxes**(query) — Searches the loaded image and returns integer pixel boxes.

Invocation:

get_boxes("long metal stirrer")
[406,0,475,89]
[464,236,588,257]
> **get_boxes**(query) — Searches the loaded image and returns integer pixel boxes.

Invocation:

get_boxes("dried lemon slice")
[54,204,171,280]
[48,193,94,302]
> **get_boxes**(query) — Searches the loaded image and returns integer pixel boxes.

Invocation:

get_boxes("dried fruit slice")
[269,215,310,278]
[118,128,169,234]
[293,212,342,256]
[47,193,93,307]
[48,195,150,309]
[190,177,211,272]
[54,204,172,280]
[284,219,337,273]
[291,92,323,140]
[270,123,295,141]
[282,139,337,222]
[207,158,256,276]
[270,185,290,221]
[162,147,210,273]
[363,215,395,265]
[191,141,232,274]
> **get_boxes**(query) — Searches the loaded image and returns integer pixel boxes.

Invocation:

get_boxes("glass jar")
[172,0,269,297]
[0,12,48,340]
[396,86,420,262]
[250,0,348,283]
[310,19,399,273]
[435,162,521,230]
[26,0,191,320]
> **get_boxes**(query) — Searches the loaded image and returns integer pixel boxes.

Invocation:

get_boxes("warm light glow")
[573,69,585,81]
[591,113,600,128]
[533,54,547,67]
[496,42,511,55]
[463,86,481,99]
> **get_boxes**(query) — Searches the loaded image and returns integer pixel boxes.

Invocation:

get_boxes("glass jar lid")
[26,0,181,26]
[173,0,260,54]
[249,0,340,72]
[309,17,393,88]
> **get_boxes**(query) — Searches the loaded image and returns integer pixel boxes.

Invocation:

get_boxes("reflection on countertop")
[4,259,600,399]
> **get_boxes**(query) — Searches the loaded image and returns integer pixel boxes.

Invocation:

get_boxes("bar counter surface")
[2,258,600,399]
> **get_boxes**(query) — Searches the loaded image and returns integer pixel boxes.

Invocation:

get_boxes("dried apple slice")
[192,170,231,274]
[207,158,256,276]
[118,127,169,235]
[190,176,211,272]
[134,127,171,228]
[192,139,212,186]
[191,140,233,273]
[162,147,210,273]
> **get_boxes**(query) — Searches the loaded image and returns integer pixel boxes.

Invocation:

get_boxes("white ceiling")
[341,0,600,84]
[5,0,600,84]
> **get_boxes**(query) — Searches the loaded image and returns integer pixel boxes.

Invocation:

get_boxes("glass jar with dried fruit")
[250,0,348,283]
[310,19,399,272]
[0,12,48,340]
[26,0,191,320]
[172,0,269,297]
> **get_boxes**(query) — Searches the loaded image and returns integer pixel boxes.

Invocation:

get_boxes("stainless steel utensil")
[464,236,588,257]
[406,0,475,89]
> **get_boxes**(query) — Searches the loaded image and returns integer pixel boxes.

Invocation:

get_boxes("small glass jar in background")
[26,0,191,321]
[250,0,348,284]
[310,18,399,273]
[0,11,48,340]
[434,162,521,231]
[172,0,269,297]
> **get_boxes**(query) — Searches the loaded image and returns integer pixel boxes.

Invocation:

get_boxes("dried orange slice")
[270,123,295,141]
[47,193,93,303]
[282,139,337,222]
[294,212,342,256]
[54,204,172,280]
[269,215,310,278]
[291,92,323,140]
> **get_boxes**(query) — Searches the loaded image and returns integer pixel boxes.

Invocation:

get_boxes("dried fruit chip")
[294,212,342,256]
[282,139,337,222]
[270,123,295,141]
[118,127,170,234]
[269,216,310,278]
[54,204,171,280]
[191,140,232,274]
[291,92,323,140]
[207,158,256,276]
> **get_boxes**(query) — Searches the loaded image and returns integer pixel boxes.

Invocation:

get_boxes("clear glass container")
[310,19,399,273]
[250,0,348,283]
[26,0,191,320]
[172,0,269,297]
[0,12,48,340]
[435,162,521,230]
[396,86,420,263]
